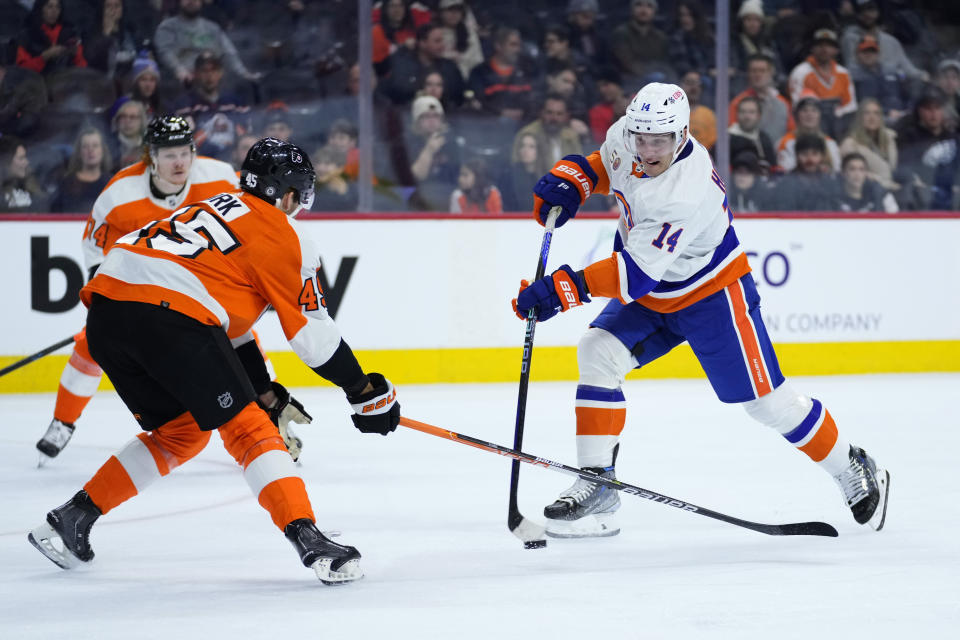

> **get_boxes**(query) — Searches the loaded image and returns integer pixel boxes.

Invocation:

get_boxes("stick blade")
[775,521,839,537]
[509,513,547,548]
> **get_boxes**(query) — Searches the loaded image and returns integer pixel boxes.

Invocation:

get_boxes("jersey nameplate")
[204,193,249,221]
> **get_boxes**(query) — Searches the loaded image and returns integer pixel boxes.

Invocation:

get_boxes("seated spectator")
[467,26,533,123]
[327,118,360,181]
[935,58,960,130]
[15,0,87,75]
[503,131,540,211]
[0,136,45,213]
[730,0,780,79]
[730,54,794,145]
[841,0,927,85]
[50,126,111,213]
[450,157,503,214]
[566,0,609,69]
[106,96,147,169]
[541,23,591,81]
[154,0,259,87]
[884,0,940,76]
[312,145,357,212]
[128,55,163,118]
[173,51,252,160]
[774,133,838,211]
[231,133,259,172]
[417,69,458,115]
[777,93,841,172]
[404,94,461,210]
[262,103,293,142]
[896,85,959,210]
[588,67,627,144]
[0,54,47,138]
[788,29,858,136]
[839,97,899,191]
[680,70,716,151]
[372,0,432,75]
[611,0,670,86]
[382,22,465,108]
[833,152,899,213]
[668,1,715,80]
[437,0,483,81]
[729,96,776,172]
[83,0,137,76]
[511,94,584,177]
[849,35,908,123]
[539,62,590,134]
[728,150,774,213]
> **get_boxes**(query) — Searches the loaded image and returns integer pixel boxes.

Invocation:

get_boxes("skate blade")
[545,512,620,539]
[312,557,363,585]
[868,469,890,532]
[37,453,51,468]
[27,522,86,570]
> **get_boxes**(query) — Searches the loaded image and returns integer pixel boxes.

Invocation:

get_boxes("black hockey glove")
[259,381,312,461]
[346,373,400,436]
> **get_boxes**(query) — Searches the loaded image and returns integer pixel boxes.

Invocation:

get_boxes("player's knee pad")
[742,381,813,434]
[219,402,286,467]
[151,412,212,465]
[577,328,637,389]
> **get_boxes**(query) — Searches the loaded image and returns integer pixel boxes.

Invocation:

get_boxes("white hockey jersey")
[581,117,751,313]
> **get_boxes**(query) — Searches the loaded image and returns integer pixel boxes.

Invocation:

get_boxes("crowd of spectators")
[1,0,960,214]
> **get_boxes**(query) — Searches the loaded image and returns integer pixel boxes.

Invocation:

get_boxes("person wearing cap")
[128,55,162,117]
[895,84,959,209]
[404,93,461,210]
[729,53,795,144]
[788,28,858,124]
[610,0,670,84]
[172,50,252,160]
[731,0,780,77]
[840,0,927,84]
[775,132,838,211]
[849,34,908,123]
[154,0,260,85]
[776,91,842,172]
[437,0,483,80]
[566,0,608,69]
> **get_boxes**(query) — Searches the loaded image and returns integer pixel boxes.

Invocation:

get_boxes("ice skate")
[36,419,76,465]
[833,446,889,531]
[284,518,362,585]
[28,490,101,569]
[544,466,621,538]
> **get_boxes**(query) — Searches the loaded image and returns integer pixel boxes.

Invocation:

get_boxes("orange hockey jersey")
[80,157,239,274]
[80,191,342,368]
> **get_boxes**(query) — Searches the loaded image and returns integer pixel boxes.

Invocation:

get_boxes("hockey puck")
[523,539,547,549]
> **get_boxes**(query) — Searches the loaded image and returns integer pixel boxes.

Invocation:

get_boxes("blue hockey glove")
[512,265,591,322]
[532,155,599,228]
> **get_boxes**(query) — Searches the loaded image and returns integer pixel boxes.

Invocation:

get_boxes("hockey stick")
[0,336,75,378]
[400,416,838,538]
[508,207,560,549]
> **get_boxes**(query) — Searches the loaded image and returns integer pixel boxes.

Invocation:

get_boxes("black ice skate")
[284,518,363,585]
[36,419,76,464]
[544,466,621,538]
[833,446,889,531]
[28,490,101,569]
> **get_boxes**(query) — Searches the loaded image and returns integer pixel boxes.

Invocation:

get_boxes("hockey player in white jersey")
[512,83,889,538]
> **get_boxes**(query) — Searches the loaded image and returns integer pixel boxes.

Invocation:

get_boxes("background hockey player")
[28,138,400,585]
[512,82,890,538]
[36,116,301,464]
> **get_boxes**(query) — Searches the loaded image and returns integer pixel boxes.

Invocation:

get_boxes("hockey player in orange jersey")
[36,116,299,464]
[28,138,400,584]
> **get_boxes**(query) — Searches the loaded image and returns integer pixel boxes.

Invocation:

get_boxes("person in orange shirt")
[29,138,401,585]
[36,117,298,463]
[788,29,858,128]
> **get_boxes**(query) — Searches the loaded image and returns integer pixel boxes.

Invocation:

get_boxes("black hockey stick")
[401,416,838,538]
[508,207,560,549]
[0,336,75,378]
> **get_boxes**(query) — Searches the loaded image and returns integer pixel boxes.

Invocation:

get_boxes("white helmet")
[623,82,690,165]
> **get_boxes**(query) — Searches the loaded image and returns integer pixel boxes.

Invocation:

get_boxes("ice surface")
[2,375,958,639]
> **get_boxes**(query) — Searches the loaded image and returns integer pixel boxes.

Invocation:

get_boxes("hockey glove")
[259,381,312,462]
[512,265,591,322]
[346,373,400,436]
[532,155,599,228]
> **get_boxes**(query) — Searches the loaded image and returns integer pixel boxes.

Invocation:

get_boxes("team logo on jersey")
[217,391,234,408]
[610,149,621,171]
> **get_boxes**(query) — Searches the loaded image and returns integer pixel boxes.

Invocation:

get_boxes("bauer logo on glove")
[512,265,591,322]
[531,155,599,228]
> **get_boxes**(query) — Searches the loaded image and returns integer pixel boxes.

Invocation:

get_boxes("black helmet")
[144,115,194,149]
[240,137,315,212]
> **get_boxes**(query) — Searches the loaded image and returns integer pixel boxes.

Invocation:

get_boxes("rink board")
[2,216,958,391]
